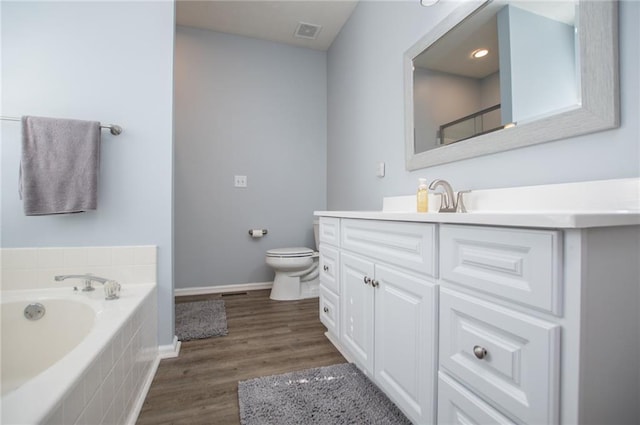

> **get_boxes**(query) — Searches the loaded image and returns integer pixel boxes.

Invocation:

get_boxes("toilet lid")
[266,247,314,258]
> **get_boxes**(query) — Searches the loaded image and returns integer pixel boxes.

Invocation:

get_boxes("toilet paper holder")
[248,229,268,237]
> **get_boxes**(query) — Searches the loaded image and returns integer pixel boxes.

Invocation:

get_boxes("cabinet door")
[374,264,438,424]
[341,252,375,374]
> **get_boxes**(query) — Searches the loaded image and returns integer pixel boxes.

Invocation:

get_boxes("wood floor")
[136,290,346,424]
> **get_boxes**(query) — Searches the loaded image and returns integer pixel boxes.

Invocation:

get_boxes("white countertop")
[315,178,640,229]
[314,210,640,229]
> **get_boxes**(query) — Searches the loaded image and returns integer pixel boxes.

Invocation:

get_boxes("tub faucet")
[428,179,457,212]
[54,274,109,292]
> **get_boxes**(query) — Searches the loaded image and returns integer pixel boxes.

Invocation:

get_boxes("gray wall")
[414,68,482,151]
[1,1,175,346]
[174,26,327,289]
[414,68,501,150]
[327,0,639,211]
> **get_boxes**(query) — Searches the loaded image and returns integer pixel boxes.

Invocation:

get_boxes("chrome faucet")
[428,179,470,213]
[54,274,110,292]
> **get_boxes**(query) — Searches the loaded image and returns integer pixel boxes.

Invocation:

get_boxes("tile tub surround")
[1,245,157,291]
[1,245,160,423]
[1,283,159,425]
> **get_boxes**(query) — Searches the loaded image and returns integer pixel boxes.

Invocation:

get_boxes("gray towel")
[20,116,101,215]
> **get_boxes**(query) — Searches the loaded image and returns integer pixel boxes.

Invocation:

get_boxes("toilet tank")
[313,218,320,251]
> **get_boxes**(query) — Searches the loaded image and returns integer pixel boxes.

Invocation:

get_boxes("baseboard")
[125,353,161,425]
[158,336,181,359]
[174,281,273,297]
[324,331,354,363]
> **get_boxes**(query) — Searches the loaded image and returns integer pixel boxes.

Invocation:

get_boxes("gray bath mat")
[238,363,412,425]
[175,299,228,341]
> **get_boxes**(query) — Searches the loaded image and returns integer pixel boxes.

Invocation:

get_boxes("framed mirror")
[404,0,619,170]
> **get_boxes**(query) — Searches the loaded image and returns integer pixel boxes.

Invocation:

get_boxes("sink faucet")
[428,179,457,212]
[428,179,470,213]
[54,274,110,292]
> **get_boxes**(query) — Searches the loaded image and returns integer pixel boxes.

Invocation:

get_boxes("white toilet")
[265,219,320,301]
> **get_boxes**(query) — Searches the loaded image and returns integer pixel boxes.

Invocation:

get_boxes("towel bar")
[1,116,122,136]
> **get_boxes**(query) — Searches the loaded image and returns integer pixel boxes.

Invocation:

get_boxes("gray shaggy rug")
[237,363,412,425]
[175,299,228,341]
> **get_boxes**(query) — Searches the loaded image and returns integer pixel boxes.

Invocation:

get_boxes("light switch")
[377,162,385,178]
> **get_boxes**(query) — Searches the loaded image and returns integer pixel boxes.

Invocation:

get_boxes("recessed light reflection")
[471,48,489,59]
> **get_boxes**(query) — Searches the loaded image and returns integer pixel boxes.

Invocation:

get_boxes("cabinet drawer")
[440,224,562,315]
[319,217,340,246]
[319,286,339,337]
[440,288,560,425]
[319,244,339,294]
[341,219,436,277]
[438,372,516,425]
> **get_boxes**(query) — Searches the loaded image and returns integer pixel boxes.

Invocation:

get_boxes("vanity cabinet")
[438,224,562,424]
[323,218,438,424]
[319,217,341,342]
[318,214,640,425]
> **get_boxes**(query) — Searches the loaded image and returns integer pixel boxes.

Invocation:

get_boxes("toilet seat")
[266,247,314,258]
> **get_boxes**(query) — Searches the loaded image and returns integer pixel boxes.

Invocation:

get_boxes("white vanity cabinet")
[436,223,640,425]
[319,217,341,342]
[317,212,640,425]
[321,218,439,424]
[437,225,562,424]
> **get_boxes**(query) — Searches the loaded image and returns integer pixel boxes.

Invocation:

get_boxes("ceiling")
[176,0,359,51]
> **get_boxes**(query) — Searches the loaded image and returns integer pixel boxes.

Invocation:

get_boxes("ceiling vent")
[294,22,322,40]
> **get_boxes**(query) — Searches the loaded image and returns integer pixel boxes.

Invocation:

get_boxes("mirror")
[404,0,619,170]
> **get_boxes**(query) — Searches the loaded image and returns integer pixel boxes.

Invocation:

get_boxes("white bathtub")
[1,283,158,425]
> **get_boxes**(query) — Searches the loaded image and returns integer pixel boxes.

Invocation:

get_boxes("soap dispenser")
[417,178,428,213]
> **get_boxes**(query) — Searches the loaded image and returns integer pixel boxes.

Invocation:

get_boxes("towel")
[20,116,101,215]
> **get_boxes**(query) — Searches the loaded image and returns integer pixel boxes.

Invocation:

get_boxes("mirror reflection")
[413,1,579,154]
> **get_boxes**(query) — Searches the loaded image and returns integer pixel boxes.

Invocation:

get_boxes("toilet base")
[270,274,319,301]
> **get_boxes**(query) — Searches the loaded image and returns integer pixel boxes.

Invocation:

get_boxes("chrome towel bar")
[1,116,123,136]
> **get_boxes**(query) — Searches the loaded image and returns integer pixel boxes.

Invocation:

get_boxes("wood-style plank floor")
[136,290,346,425]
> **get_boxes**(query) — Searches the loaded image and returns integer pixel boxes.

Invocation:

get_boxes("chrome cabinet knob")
[371,279,379,288]
[323,306,329,313]
[323,265,329,272]
[473,345,488,360]
[363,276,372,285]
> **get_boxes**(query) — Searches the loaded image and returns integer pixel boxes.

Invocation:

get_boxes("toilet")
[265,219,320,301]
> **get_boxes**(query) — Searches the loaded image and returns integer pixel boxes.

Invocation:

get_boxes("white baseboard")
[158,336,181,359]
[174,281,273,297]
[325,331,353,363]
[125,353,161,425]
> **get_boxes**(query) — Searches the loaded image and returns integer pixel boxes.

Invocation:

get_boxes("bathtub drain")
[24,302,46,321]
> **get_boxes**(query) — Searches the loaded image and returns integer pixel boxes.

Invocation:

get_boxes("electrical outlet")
[234,175,247,188]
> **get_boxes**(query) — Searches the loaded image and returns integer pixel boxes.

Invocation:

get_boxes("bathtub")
[1,283,158,425]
